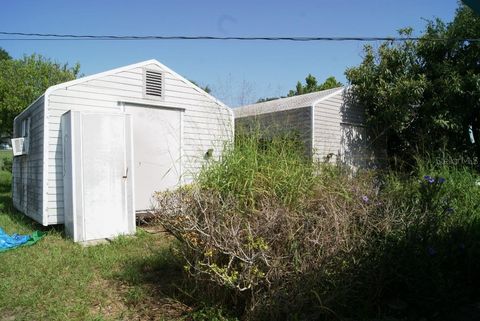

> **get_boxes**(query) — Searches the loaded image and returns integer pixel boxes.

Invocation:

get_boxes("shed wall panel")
[46,62,232,224]
[235,107,313,158]
[12,96,44,223]
[313,92,367,166]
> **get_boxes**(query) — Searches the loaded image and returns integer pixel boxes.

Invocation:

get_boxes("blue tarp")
[0,227,30,251]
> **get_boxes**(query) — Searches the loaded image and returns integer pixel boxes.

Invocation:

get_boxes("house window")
[21,117,30,137]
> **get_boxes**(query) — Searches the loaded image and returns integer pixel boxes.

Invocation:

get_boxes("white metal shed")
[12,59,233,226]
[234,87,369,167]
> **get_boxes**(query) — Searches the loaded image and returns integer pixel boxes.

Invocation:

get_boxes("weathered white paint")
[62,111,135,242]
[13,60,233,226]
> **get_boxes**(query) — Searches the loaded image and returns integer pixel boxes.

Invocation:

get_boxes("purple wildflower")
[423,175,435,184]
[438,177,446,184]
[446,207,454,214]
[361,195,369,203]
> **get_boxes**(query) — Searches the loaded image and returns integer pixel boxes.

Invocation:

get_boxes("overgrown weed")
[154,132,480,320]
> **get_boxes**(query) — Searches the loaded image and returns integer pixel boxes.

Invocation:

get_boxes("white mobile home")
[13,60,233,228]
[234,87,368,167]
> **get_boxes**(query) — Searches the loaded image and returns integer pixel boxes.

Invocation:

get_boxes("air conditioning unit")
[11,137,29,156]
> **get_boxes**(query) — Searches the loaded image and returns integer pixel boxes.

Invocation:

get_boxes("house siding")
[45,63,232,225]
[12,96,44,223]
[313,91,366,166]
[235,106,313,157]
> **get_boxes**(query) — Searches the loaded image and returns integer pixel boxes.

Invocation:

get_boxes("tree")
[345,28,426,165]
[418,6,480,160]
[345,4,480,166]
[288,75,343,96]
[257,96,283,103]
[0,54,80,136]
[0,47,11,61]
[256,75,343,103]
[189,79,212,93]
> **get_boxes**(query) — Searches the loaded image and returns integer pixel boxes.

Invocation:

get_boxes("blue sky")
[0,0,459,106]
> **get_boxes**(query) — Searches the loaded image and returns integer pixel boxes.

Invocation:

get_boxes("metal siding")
[12,96,44,223]
[46,63,232,224]
[313,92,367,165]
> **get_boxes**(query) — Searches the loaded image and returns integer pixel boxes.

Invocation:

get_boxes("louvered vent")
[144,69,164,99]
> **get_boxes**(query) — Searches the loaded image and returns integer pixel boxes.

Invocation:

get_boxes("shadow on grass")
[115,237,240,320]
[0,192,65,236]
[114,243,197,319]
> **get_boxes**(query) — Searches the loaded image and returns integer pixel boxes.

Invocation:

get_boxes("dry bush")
[153,170,399,319]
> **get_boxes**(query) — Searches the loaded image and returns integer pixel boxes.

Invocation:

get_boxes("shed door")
[124,105,182,211]
[81,114,130,240]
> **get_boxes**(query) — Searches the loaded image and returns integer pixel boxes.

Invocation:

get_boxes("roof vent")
[144,69,164,99]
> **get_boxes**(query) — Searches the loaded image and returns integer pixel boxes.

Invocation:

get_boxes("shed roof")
[234,87,344,118]
[15,59,230,122]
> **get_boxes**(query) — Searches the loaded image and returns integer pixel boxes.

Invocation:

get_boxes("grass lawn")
[0,151,191,321]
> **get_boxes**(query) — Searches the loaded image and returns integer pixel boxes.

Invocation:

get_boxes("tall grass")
[197,130,315,209]
[415,157,480,221]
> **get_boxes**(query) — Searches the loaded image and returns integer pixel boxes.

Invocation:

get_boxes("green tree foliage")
[189,79,212,93]
[346,5,480,166]
[0,54,80,136]
[288,75,343,96]
[0,48,11,61]
[256,96,283,103]
[256,75,342,103]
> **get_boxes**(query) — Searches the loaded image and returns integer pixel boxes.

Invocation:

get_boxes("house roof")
[234,87,344,118]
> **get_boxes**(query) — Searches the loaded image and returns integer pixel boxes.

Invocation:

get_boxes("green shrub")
[0,150,12,172]
[190,306,238,321]
[1,156,12,173]
[0,170,11,189]
[370,159,480,317]
[154,134,480,320]
[154,133,391,319]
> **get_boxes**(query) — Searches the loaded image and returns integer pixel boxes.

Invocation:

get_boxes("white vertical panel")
[82,114,127,240]
[124,104,182,211]
[62,112,74,239]
[62,111,135,242]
